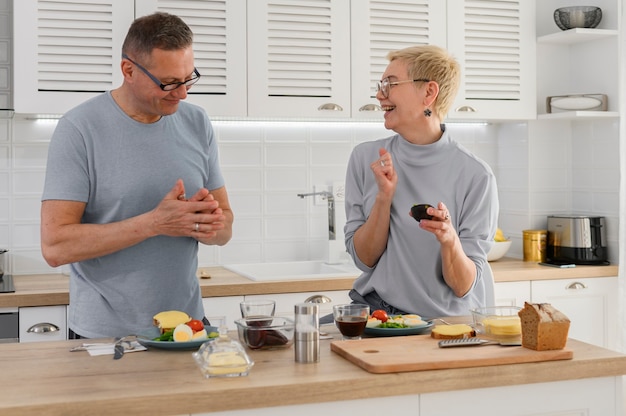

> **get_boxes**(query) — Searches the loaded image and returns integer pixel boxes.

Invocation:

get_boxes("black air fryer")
[546,215,609,265]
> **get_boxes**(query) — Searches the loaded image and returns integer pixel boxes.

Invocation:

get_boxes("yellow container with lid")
[523,229,547,262]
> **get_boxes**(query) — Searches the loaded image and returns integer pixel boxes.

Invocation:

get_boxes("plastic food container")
[235,316,295,350]
[470,306,522,341]
[192,333,254,378]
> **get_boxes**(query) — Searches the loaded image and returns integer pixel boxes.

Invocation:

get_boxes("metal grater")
[438,337,491,348]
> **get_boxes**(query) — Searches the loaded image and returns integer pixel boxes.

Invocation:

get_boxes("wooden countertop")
[1,329,625,415]
[0,258,618,308]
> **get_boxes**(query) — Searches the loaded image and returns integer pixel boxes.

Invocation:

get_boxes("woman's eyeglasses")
[376,77,430,98]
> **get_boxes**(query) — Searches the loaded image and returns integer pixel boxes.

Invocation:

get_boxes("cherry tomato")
[186,319,204,333]
[371,309,389,323]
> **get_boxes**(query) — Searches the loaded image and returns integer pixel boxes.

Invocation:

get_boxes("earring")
[424,108,432,117]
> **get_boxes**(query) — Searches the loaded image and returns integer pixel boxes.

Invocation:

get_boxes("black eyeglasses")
[122,53,201,91]
[376,77,430,98]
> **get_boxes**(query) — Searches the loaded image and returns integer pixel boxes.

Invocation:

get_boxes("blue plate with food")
[137,325,219,350]
[364,312,433,337]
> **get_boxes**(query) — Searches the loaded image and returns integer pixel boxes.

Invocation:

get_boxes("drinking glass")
[333,304,369,340]
[240,299,276,318]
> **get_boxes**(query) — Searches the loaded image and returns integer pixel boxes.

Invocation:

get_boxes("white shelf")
[538,111,619,120]
[537,28,618,45]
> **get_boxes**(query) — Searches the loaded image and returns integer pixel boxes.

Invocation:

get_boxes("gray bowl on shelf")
[554,6,602,30]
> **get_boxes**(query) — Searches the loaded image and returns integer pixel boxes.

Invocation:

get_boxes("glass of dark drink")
[333,304,369,340]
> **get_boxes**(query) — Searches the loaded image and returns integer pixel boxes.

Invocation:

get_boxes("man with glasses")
[343,45,498,319]
[41,12,233,339]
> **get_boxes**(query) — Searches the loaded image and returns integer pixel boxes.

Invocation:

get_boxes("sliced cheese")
[153,310,191,330]
[431,324,474,339]
[484,317,521,336]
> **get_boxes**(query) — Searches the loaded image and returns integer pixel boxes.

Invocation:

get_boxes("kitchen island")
[0,326,624,415]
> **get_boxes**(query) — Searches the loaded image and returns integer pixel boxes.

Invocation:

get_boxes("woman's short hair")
[387,45,460,119]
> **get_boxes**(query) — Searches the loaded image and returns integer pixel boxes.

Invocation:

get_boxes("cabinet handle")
[317,103,343,111]
[304,295,333,303]
[567,282,587,290]
[358,104,382,112]
[455,105,476,113]
[27,322,60,333]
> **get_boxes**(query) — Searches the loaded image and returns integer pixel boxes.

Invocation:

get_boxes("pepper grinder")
[294,303,320,363]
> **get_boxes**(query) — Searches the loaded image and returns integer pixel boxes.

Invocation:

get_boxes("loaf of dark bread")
[518,302,570,351]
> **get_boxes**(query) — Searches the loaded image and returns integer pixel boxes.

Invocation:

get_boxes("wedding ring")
[194,223,199,232]
[445,214,450,220]
[380,160,385,167]
[178,193,186,200]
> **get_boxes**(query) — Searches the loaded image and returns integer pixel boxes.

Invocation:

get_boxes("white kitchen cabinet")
[531,276,618,350]
[199,376,621,416]
[421,377,619,416]
[202,295,244,330]
[447,0,536,121]
[19,305,67,343]
[349,0,446,120]
[249,0,534,121]
[246,0,351,118]
[13,0,247,116]
[494,280,530,307]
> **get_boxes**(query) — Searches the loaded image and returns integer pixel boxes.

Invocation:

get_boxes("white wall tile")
[265,168,307,191]
[12,196,39,221]
[12,223,39,247]
[219,143,262,166]
[265,144,307,166]
[0,145,8,168]
[12,170,45,195]
[13,144,48,168]
[0,117,620,273]
[0,171,8,194]
[0,119,9,141]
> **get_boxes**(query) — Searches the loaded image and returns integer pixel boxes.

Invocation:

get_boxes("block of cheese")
[518,302,570,351]
[153,310,191,334]
[430,324,476,339]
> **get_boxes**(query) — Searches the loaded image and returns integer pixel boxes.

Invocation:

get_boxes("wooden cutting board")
[330,335,573,374]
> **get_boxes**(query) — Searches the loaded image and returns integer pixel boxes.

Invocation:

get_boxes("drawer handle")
[358,104,382,112]
[567,282,587,290]
[27,323,60,333]
[304,295,332,304]
[317,103,343,111]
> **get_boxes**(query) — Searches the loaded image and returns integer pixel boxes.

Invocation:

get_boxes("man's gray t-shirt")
[42,92,224,338]
[344,129,498,318]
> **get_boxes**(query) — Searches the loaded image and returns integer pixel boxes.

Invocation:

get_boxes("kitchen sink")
[223,261,361,281]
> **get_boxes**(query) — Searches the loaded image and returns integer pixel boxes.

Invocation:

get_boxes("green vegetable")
[378,321,408,329]
[154,329,174,341]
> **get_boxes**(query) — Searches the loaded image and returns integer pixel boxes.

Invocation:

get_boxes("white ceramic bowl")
[487,240,512,261]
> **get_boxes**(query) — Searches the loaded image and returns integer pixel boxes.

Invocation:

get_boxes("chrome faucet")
[297,191,335,240]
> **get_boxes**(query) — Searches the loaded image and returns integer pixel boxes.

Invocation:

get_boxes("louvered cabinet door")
[136,0,247,117]
[350,0,446,120]
[247,0,351,118]
[14,0,134,114]
[446,0,536,121]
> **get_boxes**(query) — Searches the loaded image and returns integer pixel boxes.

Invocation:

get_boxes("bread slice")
[153,310,192,334]
[430,324,476,339]
[518,302,570,351]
